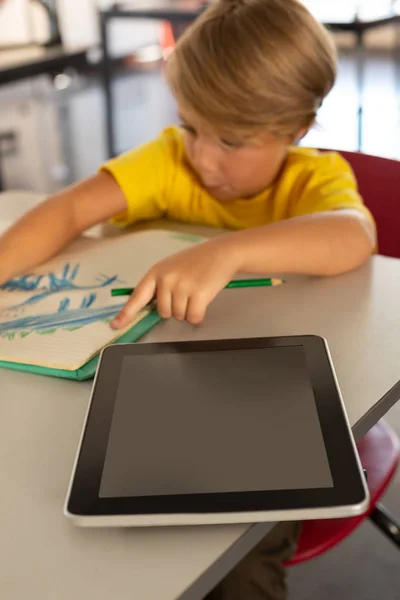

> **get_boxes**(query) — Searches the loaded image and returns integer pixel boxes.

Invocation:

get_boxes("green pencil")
[111,278,284,297]
[225,278,284,289]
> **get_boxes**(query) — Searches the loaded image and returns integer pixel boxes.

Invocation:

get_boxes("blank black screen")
[99,346,333,498]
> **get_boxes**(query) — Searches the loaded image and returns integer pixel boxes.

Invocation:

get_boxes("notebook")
[0,230,206,380]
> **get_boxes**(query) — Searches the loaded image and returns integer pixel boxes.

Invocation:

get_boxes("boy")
[0,0,374,597]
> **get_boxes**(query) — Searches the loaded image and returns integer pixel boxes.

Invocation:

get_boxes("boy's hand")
[111,237,239,328]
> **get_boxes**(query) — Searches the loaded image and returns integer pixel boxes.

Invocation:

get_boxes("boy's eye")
[180,123,241,148]
[180,123,197,136]
[220,138,241,149]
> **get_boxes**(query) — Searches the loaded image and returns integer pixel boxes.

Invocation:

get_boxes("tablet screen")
[99,346,333,499]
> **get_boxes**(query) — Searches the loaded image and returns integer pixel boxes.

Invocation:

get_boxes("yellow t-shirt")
[101,126,373,230]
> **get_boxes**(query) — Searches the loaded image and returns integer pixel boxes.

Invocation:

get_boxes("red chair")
[159,21,176,60]
[286,151,400,566]
[339,151,400,259]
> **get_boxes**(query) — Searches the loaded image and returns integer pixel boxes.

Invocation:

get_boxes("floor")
[0,47,400,598]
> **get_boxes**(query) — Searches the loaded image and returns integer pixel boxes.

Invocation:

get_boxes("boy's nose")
[192,140,221,180]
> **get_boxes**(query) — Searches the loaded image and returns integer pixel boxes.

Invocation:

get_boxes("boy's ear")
[293,118,318,144]
[294,126,309,143]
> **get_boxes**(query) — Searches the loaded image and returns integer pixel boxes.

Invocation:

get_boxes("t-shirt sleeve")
[289,152,375,227]
[100,135,168,227]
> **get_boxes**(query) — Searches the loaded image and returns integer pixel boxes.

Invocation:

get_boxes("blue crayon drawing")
[0,263,127,338]
[0,263,122,307]
[0,303,125,334]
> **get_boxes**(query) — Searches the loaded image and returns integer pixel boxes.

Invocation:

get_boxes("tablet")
[64,336,369,527]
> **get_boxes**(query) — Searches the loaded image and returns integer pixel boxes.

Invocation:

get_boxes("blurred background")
[1,0,400,194]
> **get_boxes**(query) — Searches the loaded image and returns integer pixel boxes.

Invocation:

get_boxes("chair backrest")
[337,151,400,259]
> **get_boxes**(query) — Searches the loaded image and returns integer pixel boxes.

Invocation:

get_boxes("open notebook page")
[0,230,205,370]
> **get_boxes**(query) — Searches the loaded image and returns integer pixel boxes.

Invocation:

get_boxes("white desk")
[1,193,400,599]
[1,369,275,600]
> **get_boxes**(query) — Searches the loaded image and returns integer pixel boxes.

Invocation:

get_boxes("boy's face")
[179,104,292,202]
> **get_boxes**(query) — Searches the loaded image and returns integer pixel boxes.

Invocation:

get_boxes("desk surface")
[1,194,400,599]
[0,369,276,600]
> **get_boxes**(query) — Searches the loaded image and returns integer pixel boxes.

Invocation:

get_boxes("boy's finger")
[156,282,172,319]
[186,294,209,325]
[111,278,156,329]
[171,292,189,321]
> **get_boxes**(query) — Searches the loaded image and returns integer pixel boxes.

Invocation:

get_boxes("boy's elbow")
[326,216,375,277]
[350,215,376,267]
[352,233,375,269]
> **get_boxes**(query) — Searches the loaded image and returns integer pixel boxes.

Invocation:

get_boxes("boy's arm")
[0,172,127,285]
[229,208,375,277]
[112,209,375,328]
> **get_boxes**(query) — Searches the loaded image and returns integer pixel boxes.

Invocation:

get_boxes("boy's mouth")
[205,184,238,202]
[203,180,228,192]
[206,184,225,192]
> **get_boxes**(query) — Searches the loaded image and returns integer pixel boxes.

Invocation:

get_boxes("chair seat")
[285,420,400,566]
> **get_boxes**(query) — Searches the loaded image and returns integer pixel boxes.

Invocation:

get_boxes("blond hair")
[166,0,337,138]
